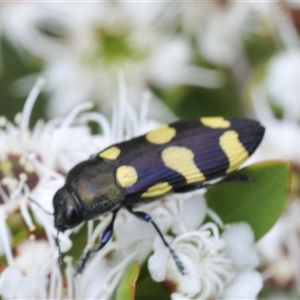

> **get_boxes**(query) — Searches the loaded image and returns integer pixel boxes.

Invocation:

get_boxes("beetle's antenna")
[56,230,64,267]
[28,197,53,215]
[29,197,63,266]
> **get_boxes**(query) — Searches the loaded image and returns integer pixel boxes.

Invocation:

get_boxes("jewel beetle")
[53,117,265,275]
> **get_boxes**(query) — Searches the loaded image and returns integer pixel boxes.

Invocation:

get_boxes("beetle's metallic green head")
[53,187,83,232]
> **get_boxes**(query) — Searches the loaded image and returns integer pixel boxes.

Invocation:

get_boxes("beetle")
[53,117,265,275]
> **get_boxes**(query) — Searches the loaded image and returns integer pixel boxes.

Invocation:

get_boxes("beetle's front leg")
[74,208,119,276]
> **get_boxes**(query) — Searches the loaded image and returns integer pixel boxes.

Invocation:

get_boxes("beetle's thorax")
[65,158,124,220]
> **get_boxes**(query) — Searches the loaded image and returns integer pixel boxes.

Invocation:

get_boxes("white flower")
[0,77,102,252]
[222,222,260,271]
[148,190,262,300]
[0,2,223,120]
[199,3,251,67]
[248,50,300,165]
[0,266,49,299]
[0,79,127,298]
[249,48,300,295]
[221,224,263,299]
[197,2,277,90]
[264,50,300,122]
[199,3,273,63]
[257,200,300,289]
[221,270,263,300]
[0,239,59,299]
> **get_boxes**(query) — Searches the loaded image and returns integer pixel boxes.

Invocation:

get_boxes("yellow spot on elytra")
[162,146,205,184]
[219,130,248,173]
[146,125,176,144]
[116,165,138,188]
[141,182,172,198]
[99,146,121,160]
[201,117,230,128]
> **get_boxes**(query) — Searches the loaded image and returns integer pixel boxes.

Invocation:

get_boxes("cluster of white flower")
[249,49,300,295]
[0,78,101,298]
[148,194,262,299]
[0,2,223,121]
[195,1,300,297]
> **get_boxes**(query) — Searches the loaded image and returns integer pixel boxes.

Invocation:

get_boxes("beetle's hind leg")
[74,208,119,276]
[173,174,251,193]
[126,207,186,275]
[222,174,251,183]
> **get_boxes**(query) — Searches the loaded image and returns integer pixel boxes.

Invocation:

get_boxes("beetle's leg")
[174,174,251,193]
[74,209,118,276]
[127,207,185,275]
[222,174,251,183]
[173,183,206,193]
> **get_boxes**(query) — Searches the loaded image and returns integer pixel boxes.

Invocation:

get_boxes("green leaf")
[114,260,140,300]
[205,161,291,241]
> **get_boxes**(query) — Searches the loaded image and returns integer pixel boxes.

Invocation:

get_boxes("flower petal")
[171,292,191,300]
[222,222,260,270]
[0,266,48,299]
[148,235,168,282]
[172,193,207,234]
[221,270,263,299]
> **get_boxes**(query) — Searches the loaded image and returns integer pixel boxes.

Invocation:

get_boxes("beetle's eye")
[64,206,80,228]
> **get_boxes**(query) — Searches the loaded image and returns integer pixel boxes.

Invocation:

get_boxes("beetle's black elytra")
[53,117,265,275]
